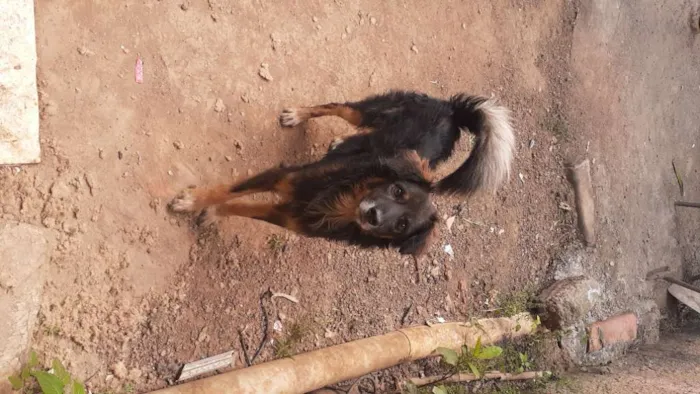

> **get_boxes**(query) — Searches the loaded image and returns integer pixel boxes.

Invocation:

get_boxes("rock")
[197,327,209,343]
[634,299,660,345]
[551,247,589,280]
[77,46,94,56]
[180,2,189,11]
[62,219,78,235]
[411,44,418,53]
[445,216,456,232]
[224,155,232,162]
[112,361,128,379]
[558,325,587,364]
[173,141,184,150]
[430,265,440,279]
[0,222,54,376]
[370,17,377,25]
[128,368,142,381]
[588,313,637,352]
[42,216,56,228]
[258,63,273,81]
[539,276,602,330]
[312,16,318,23]
[214,98,225,113]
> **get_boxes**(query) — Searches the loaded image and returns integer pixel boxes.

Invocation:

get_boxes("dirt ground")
[2,0,700,393]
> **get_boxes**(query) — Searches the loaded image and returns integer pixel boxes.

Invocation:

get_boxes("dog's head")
[355,151,438,256]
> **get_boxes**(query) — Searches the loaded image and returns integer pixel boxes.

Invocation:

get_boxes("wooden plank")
[177,351,236,382]
[0,0,40,164]
[668,284,700,314]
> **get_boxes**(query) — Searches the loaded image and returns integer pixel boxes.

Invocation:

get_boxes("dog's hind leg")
[198,201,301,232]
[279,103,363,127]
[170,168,293,213]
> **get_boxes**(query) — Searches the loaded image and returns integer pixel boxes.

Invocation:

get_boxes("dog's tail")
[436,94,515,195]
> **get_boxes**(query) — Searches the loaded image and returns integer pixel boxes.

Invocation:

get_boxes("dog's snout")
[366,207,380,226]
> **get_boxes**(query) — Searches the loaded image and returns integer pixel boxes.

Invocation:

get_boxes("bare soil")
[2,0,700,393]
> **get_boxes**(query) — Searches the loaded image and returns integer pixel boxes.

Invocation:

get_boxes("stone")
[551,247,588,280]
[0,221,54,376]
[558,325,588,364]
[258,63,273,81]
[634,299,660,345]
[0,0,41,164]
[112,361,128,379]
[588,313,638,352]
[539,276,602,330]
[214,98,225,113]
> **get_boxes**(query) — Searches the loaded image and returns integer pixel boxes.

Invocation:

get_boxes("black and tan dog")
[170,91,514,255]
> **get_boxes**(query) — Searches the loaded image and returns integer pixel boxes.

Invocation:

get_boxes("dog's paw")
[279,108,304,127]
[329,137,345,151]
[170,188,197,212]
[196,207,217,227]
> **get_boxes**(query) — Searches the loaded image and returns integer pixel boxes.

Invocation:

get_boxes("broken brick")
[588,313,637,352]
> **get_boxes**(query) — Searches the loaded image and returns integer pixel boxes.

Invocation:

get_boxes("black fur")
[325,90,512,195]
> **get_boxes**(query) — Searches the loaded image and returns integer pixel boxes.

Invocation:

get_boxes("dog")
[170,90,514,255]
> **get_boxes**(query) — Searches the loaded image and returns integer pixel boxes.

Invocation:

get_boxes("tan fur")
[307,184,369,231]
[403,150,434,182]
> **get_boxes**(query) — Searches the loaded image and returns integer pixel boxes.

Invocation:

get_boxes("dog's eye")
[395,218,408,233]
[392,184,404,199]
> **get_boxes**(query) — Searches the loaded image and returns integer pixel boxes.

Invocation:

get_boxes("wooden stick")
[675,201,700,209]
[151,314,535,394]
[408,371,547,386]
[663,276,700,294]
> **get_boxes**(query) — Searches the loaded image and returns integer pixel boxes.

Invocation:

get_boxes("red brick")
[588,313,637,352]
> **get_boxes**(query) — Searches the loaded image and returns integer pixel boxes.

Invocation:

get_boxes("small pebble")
[312,16,319,23]
[112,362,128,379]
[214,98,225,113]
[411,44,418,53]
[77,46,93,56]
[370,17,377,25]
[443,244,454,258]
[259,63,273,81]
[225,155,232,162]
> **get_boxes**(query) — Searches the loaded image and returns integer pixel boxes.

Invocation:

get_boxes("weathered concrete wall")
[0,0,40,164]
[0,222,54,377]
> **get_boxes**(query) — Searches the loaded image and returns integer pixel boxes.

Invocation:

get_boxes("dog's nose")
[366,207,379,226]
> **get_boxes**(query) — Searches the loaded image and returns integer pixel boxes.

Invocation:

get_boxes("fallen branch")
[408,371,548,386]
[151,314,535,394]
[239,290,272,366]
[271,291,300,304]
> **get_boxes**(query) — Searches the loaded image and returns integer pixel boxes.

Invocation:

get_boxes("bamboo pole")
[151,314,534,394]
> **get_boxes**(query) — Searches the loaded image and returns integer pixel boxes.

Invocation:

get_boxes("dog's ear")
[398,216,438,256]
